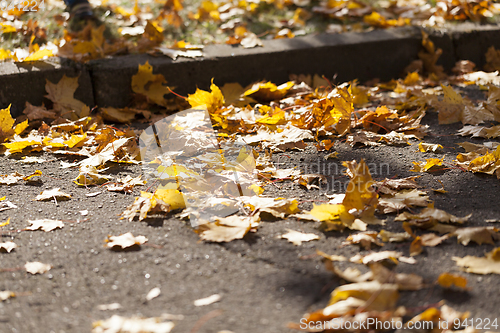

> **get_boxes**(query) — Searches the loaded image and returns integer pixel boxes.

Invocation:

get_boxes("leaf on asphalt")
[341,231,383,250]
[105,175,146,193]
[350,251,407,265]
[239,196,299,220]
[453,247,500,275]
[418,142,443,153]
[146,287,161,301]
[25,261,52,274]
[451,226,499,246]
[316,250,347,262]
[457,125,489,138]
[74,165,111,186]
[323,261,372,283]
[35,188,71,201]
[198,215,259,242]
[410,157,444,172]
[0,291,16,301]
[0,241,17,253]
[436,273,468,290]
[462,71,500,85]
[373,176,420,196]
[194,294,221,306]
[329,280,399,311]
[280,229,319,246]
[106,232,148,249]
[369,262,424,290]
[131,61,171,107]
[45,75,89,118]
[456,144,500,179]
[395,205,471,228]
[0,200,17,212]
[91,315,174,333]
[121,189,185,221]
[26,219,64,232]
[0,172,25,185]
[378,230,411,242]
[341,159,382,227]
[378,189,431,213]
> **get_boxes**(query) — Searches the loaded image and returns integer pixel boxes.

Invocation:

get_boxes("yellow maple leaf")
[410,157,444,172]
[187,79,225,113]
[255,108,286,125]
[436,273,468,289]
[151,188,186,210]
[0,105,29,143]
[45,75,90,119]
[24,48,54,62]
[64,133,87,148]
[131,61,170,106]
[243,81,294,102]
[342,159,379,225]
[329,84,353,135]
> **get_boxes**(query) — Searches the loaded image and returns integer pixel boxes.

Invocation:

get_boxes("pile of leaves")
[2,33,500,332]
[2,0,500,62]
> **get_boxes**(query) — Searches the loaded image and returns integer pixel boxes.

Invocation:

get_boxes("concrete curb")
[2,24,500,117]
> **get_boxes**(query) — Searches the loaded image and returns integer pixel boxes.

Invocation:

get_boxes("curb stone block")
[88,27,423,108]
[0,58,94,118]
[451,27,500,69]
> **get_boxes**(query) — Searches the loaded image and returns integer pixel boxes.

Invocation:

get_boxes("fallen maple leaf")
[45,75,90,119]
[329,280,399,311]
[410,157,444,172]
[106,232,148,249]
[198,215,259,242]
[342,231,383,250]
[0,291,16,301]
[451,226,499,246]
[437,273,468,289]
[26,219,64,232]
[418,142,443,153]
[25,261,51,274]
[131,61,171,106]
[280,229,320,245]
[0,241,17,253]
[378,230,411,242]
[35,188,71,202]
[187,79,225,113]
[453,247,500,274]
[0,105,29,143]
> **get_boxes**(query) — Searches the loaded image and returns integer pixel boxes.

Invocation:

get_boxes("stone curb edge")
[2,24,500,117]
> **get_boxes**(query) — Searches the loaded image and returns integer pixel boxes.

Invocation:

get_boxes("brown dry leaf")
[45,75,89,119]
[369,263,424,291]
[0,241,17,253]
[74,165,111,186]
[23,102,57,121]
[25,261,51,274]
[436,273,468,290]
[106,232,148,249]
[35,188,71,202]
[341,231,383,250]
[420,232,450,246]
[295,174,327,190]
[395,205,471,228]
[243,81,294,103]
[26,219,64,232]
[378,230,411,242]
[451,226,499,246]
[374,176,420,196]
[378,189,431,213]
[280,229,319,245]
[453,247,500,275]
[198,215,259,242]
[131,61,171,107]
[91,315,174,333]
[105,175,146,193]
